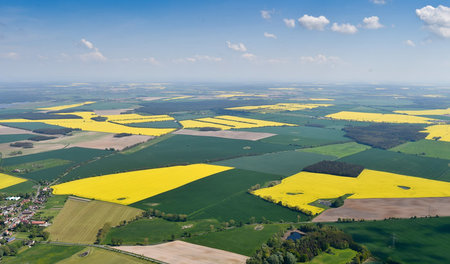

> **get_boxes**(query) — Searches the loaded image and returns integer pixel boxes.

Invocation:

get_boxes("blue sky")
[0,0,450,83]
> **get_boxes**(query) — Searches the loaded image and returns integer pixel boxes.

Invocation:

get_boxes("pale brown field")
[173,129,276,141]
[115,241,248,264]
[313,197,450,222]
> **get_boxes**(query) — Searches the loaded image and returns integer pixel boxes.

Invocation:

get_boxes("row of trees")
[143,208,188,222]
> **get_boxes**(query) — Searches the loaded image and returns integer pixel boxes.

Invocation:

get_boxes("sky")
[0,0,450,83]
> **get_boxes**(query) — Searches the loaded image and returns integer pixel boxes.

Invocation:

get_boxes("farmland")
[0,173,27,189]
[253,169,450,215]
[391,139,450,160]
[52,164,233,205]
[0,82,449,264]
[131,169,306,222]
[331,217,450,263]
[46,198,143,243]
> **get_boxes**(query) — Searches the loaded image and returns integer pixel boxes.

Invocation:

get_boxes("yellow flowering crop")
[37,101,96,111]
[394,108,450,116]
[422,124,450,142]
[0,173,27,190]
[163,96,194,101]
[226,103,332,112]
[0,111,175,136]
[103,114,174,124]
[326,111,437,124]
[253,169,450,215]
[179,115,295,130]
[52,164,233,205]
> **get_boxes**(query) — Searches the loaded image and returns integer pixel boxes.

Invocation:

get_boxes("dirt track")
[313,197,450,222]
[115,241,248,264]
[174,129,276,141]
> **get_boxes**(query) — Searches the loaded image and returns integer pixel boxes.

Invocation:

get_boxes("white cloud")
[226,41,247,52]
[298,15,330,31]
[80,38,94,49]
[142,57,159,65]
[416,5,450,38]
[261,10,272,20]
[331,23,358,34]
[264,32,277,39]
[370,0,386,5]
[242,53,256,61]
[80,50,106,61]
[362,16,384,29]
[405,40,416,47]
[0,52,19,59]
[79,38,106,61]
[177,55,223,63]
[283,18,295,28]
[300,54,340,64]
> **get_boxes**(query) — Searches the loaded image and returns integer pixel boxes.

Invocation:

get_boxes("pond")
[287,231,302,241]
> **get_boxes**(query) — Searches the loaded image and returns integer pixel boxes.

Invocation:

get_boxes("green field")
[3,158,71,174]
[64,135,295,181]
[248,126,350,147]
[308,247,358,264]
[0,122,66,131]
[125,120,181,128]
[46,198,143,243]
[339,148,450,181]
[331,217,450,264]
[185,224,287,256]
[2,147,110,181]
[58,247,152,264]
[0,180,35,195]
[103,217,220,245]
[37,195,68,218]
[213,151,335,176]
[299,142,371,158]
[391,139,450,160]
[0,133,33,143]
[131,169,306,222]
[2,244,84,264]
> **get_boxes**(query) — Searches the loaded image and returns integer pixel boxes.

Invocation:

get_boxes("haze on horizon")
[1,0,450,84]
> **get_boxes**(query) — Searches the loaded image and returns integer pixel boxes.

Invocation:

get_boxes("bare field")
[0,125,35,135]
[173,129,276,141]
[313,197,450,222]
[115,241,248,264]
[68,133,153,151]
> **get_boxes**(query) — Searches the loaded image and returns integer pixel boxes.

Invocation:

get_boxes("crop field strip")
[0,172,27,189]
[46,198,143,244]
[390,139,450,160]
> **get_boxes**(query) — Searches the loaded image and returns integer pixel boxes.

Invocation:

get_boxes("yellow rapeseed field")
[0,173,27,190]
[103,114,174,124]
[394,108,450,116]
[215,93,268,98]
[0,111,175,136]
[37,101,96,111]
[253,169,450,215]
[326,111,437,124]
[52,164,233,205]
[422,124,450,142]
[163,96,194,101]
[226,103,333,112]
[179,115,295,130]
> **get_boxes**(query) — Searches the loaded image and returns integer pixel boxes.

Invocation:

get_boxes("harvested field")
[115,241,248,264]
[0,124,35,135]
[94,109,133,115]
[173,129,275,141]
[46,197,142,243]
[67,133,153,151]
[313,197,450,222]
